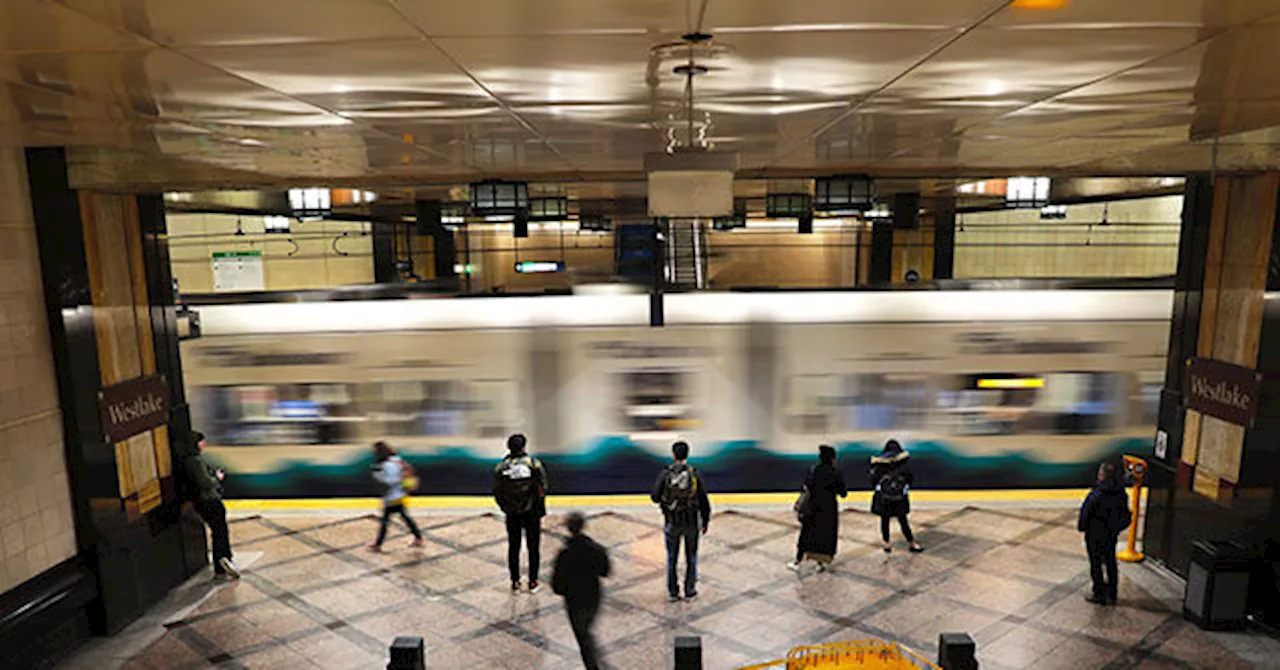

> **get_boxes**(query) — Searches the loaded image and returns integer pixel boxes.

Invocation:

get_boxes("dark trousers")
[1086,532,1120,601]
[880,513,915,544]
[506,512,541,583]
[566,599,601,670]
[375,503,422,546]
[195,498,232,572]
[664,524,700,598]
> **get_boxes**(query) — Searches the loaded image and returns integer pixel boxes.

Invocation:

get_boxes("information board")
[212,250,265,291]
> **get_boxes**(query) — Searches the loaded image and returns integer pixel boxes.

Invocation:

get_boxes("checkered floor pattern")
[113,506,1256,669]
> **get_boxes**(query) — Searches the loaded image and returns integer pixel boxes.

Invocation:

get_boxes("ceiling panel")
[393,0,687,38]
[55,0,422,46]
[985,0,1280,30]
[702,0,1003,32]
[0,0,147,52]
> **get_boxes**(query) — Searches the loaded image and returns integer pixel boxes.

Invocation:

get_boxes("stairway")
[664,219,707,290]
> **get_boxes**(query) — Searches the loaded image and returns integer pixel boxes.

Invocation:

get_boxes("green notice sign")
[211,250,263,259]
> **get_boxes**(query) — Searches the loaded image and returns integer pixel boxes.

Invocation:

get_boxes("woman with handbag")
[788,445,848,572]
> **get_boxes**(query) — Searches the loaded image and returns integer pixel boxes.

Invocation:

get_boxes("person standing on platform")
[651,441,711,602]
[552,512,611,670]
[367,441,424,552]
[788,445,848,572]
[869,439,924,554]
[494,433,549,593]
[1078,460,1131,605]
[183,431,240,580]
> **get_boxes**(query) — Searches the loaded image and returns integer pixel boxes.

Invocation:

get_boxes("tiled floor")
[74,506,1276,669]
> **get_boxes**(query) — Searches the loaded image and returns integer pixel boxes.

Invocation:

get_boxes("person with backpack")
[552,512,611,670]
[650,441,711,602]
[493,433,549,593]
[368,441,424,552]
[869,439,924,554]
[182,431,240,580]
[788,445,848,573]
[1078,459,1132,605]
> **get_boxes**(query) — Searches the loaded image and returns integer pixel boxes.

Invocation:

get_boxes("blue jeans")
[664,524,700,598]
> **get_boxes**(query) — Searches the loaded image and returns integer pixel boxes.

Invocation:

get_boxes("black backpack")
[662,464,698,512]
[498,455,538,511]
[878,469,908,502]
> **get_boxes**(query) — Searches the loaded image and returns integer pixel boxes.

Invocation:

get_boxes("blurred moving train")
[182,289,1172,498]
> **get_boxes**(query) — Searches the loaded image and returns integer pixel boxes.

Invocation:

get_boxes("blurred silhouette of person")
[789,445,848,572]
[183,431,239,580]
[368,441,423,552]
[494,433,549,593]
[869,439,924,554]
[552,512,611,670]
[1079,460,1131,605]
[651,441,711,602]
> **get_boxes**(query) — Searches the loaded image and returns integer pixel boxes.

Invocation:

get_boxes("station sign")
[1184,357,1262,427]
[98,374,170,443]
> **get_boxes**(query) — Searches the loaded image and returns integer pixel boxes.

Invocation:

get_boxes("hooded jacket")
[1078,475,1130,539]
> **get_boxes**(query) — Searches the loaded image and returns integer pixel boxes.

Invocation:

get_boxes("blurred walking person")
[869,439,924,554]
[552,512,611,670]
[651,441,711,602]
[368,441,424,552]
[494,434,549,593]
[1079,460,1131,605]
[183,431,240,580]
[788,445,848,572]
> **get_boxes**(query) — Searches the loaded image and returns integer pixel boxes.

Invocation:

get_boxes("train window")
[374,381,468,437]
[191,383,361,446]
[840,374,930,432]
[936,372,1119,436]
[471,380,519,439]
[784,375,836,434]
[616,369,696,439]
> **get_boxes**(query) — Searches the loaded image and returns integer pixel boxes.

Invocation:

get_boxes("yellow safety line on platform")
[223,489,1092,512]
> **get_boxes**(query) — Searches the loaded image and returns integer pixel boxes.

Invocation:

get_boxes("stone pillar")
[932,198,957,280]
[25,148,202,636]
[869,219,893,285]
[1145,173,1280,575]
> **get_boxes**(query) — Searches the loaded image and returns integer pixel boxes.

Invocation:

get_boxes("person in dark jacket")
[184,431,239,580]
[1078,460,1131,605]
[788,445,848,572]
[651,441,711,602]
[552,512,611,670]
[869,439,924,554]
[493,433,549,593]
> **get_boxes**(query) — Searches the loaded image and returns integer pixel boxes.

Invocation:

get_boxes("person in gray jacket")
[184,431,239,580]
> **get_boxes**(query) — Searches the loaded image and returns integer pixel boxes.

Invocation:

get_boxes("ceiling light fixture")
[288,188,331,219]
[1005,176,1050,208]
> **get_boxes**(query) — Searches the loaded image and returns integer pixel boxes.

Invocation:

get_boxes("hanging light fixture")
[1005,177,1050,208]
[288,188,331,220]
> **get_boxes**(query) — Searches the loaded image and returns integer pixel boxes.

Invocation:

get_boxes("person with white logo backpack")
[493,434,550,593]
[650,441,711,602]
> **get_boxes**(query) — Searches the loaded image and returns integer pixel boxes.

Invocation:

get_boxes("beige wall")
[955,196,1182,278]
[167,213,374,293]
[0,149,77,594]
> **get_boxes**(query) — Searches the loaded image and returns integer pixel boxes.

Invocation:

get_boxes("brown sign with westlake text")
[1184,357,1262,427]
[98,374,170,443]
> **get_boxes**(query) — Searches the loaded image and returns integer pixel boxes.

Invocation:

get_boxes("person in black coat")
[1078,460,1131,605]
[788,445,848,572]
[869,439,924,554]
[552,512,611,670]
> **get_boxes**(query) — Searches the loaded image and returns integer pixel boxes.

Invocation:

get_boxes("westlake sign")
[98,375,170,443]
[1184,357,1262,427]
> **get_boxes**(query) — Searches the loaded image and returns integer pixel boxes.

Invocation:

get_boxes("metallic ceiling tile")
[0,0,148,52]
[391,0,688,37]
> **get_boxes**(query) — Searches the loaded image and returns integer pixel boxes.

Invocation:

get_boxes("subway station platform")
[56,505,1277,670]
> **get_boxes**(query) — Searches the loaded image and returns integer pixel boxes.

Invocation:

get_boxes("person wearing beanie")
[184,430,239,580]
[788,444,848,573]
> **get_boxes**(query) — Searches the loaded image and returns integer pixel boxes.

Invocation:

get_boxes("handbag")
[794,486,814,520]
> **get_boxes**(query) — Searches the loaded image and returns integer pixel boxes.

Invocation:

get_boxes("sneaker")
[212,572,231,582]
[409,538,425,548]
[785,561,801,573]
[218,558,241,579]
[1084,594,1107,605]
[366,543,383,553]
[684,591,698,601]
[529,581,543,594]
[815,563,827,573]
[908,544,924,554]
[883,544,892,554]
[667,594,681,603]
[511,581,522,594]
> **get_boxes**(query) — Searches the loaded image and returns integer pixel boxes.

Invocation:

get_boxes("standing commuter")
[650,441,711,602]
[788,445,848,572]
[494,434,549,593]
[869,439,924,554]
[183,431,240,580]
[367,441,424,552]
[1078,460,1131,605]
[552,512,611,670]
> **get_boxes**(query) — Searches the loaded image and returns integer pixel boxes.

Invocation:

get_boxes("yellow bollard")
[1117,455,1146,563]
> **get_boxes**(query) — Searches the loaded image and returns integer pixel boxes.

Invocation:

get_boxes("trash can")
[1184,540,1253,631]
